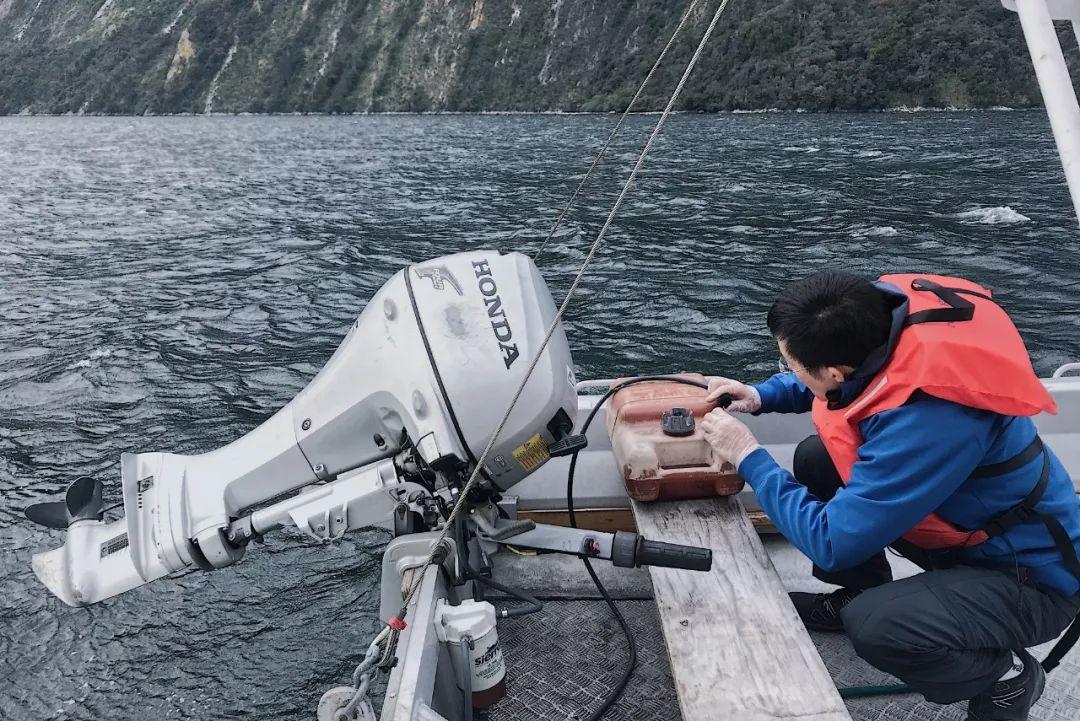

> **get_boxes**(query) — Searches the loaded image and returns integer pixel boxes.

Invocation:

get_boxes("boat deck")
[487,541,1080,721]
[459,371,1080,721]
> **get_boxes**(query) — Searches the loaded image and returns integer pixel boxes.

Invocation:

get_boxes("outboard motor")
[29,251,578,606]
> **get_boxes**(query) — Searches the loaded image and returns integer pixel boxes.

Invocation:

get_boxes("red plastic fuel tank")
[607,373,744,502]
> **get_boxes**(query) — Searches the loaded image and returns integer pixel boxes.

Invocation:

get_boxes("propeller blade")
[25,501,72,529]
[25,477,106,530]
[65,477,104,522]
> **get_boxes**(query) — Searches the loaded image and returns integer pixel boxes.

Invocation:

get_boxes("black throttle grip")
[635,538,712,572]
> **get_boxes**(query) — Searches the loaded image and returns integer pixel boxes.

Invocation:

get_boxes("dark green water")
[1,113,1077,720]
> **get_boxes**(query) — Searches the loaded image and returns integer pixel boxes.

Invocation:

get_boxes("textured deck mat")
[489,599,682,721]
[483,542,1079,720]
[485,597,1080,721]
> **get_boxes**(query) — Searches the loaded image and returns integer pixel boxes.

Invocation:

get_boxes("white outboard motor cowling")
[32,251,577,606]
[406,251,578,490]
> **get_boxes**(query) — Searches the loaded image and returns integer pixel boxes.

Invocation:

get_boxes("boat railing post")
[1052,362,1080,377]
[1006,0,1080,226]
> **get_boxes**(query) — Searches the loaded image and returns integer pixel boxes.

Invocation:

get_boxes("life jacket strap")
[1043,615,1080,673]
[903,277,995,327]
[1032,470,1080,673]
[973,436,1045,534]
[970,434,1080,579]
[970,435,1045,479]
[967,434,1080,672]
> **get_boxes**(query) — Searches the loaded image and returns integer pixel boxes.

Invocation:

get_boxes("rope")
[393,0,734,625]
[532,0,701,262]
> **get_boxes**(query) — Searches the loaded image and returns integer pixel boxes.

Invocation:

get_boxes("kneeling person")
[700,271,1080,721]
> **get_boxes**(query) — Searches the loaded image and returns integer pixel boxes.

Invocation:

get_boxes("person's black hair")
[766,270,892,372]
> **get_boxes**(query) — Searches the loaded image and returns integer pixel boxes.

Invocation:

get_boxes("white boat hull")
[512,371,1080,516]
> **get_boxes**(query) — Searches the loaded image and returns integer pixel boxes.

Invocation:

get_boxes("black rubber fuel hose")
[566,375,709,721]
[466,570,544,618]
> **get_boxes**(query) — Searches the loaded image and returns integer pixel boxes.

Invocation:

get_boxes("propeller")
[25,477,105,529]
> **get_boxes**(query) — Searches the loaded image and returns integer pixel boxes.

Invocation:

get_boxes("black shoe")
[789,587,862,632]
[966,649,1045,721]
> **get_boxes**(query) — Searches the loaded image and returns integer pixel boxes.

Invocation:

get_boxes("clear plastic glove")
[700,408,761,469]
[705,376,762,414]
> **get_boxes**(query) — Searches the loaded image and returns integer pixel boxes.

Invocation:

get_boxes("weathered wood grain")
[519,508,638,533]
[631,496,851,721]
[519,506,780,534]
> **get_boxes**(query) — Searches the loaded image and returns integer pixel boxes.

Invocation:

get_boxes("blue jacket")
[740,372,1080,597]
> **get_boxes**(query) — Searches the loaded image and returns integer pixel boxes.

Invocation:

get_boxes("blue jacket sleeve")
[753,373,814,414]
[738,397,995,571]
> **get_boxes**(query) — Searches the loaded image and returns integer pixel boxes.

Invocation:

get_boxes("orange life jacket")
[811,274,1058,549]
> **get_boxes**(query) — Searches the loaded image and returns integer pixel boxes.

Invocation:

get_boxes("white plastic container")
[434,599,507,708]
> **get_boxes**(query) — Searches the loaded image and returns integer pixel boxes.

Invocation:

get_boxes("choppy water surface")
[1,113,1078,720]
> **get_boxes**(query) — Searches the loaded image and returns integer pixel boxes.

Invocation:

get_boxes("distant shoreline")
[0,107,1034,118]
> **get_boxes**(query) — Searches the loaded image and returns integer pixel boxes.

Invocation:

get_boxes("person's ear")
[825,366,846,384]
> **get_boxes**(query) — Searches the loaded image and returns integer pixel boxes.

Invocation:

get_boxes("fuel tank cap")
[660,407,695,437]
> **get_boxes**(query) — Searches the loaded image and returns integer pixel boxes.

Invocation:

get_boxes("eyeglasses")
[778,357,804,374]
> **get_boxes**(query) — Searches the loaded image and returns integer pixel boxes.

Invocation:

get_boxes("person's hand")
[700,408,761,469]
[705,376,762,413]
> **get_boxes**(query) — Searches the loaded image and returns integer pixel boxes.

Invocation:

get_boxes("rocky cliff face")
[0,0,1049,114]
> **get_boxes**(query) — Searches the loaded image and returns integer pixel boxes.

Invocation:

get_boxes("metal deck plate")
[483,542,1080,721]
[490,599,682,721]
[489,596,1080,721]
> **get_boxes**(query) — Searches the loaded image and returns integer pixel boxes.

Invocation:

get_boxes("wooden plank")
[520,506,778,535]
[519,508,637,533]
[631,496,851,721]
[746,509,779,533]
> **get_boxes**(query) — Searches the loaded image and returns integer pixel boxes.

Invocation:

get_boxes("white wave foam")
[890,106,963,113]
[783,145,820,153]
[852,225,899,238]
[857,150,885,158]
[68,348,113,369]
[955,206,1030,225]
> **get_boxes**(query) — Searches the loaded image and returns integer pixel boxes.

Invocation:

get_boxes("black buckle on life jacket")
[904,278,995,327]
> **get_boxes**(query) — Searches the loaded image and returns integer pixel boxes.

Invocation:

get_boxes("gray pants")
[840,565,1080,703]
[794,435,1080,703]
